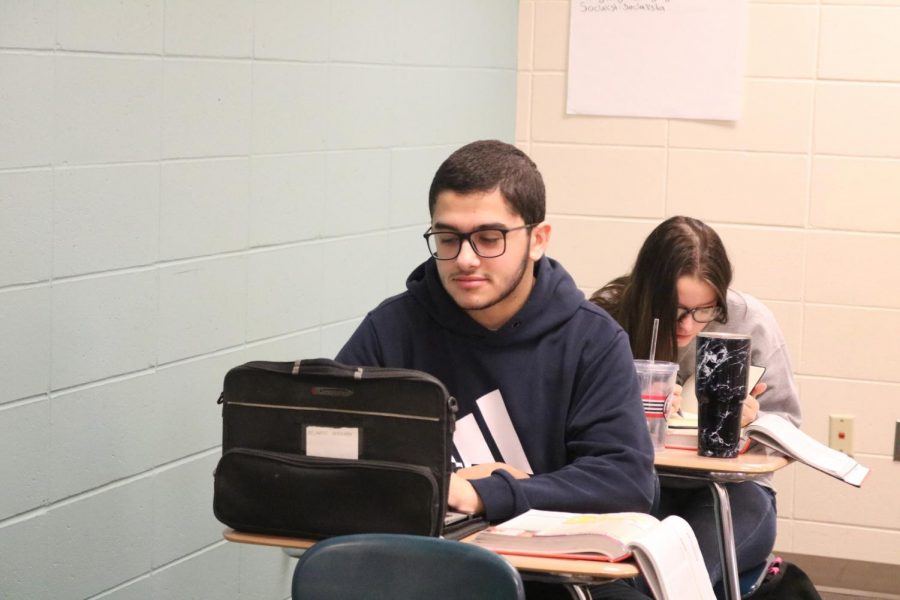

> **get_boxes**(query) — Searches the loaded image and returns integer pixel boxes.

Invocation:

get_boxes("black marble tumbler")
[695,332,751,458]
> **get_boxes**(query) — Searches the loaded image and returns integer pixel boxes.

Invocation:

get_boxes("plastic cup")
[695,332,751,458]
[634,360,678,450]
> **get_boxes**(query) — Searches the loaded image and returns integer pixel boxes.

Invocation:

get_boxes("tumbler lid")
[697,332,750,340]
[633,359,678,374]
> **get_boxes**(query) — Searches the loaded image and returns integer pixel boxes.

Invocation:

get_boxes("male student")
[336,140,655,598]
[337,138,654,517]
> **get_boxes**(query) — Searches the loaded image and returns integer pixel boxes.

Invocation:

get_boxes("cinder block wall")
[517,0,900,565]
[0,2,517,598]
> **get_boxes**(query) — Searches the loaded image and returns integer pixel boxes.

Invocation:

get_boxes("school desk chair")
[722,553,777,599]
[290,533,526,600]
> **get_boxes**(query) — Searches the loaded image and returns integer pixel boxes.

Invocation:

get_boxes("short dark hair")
[590,216,732,362]
[428,140,546,224]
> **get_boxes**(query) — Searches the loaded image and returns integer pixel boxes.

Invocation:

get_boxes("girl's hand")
[740,382,766,427]
[667,384,683,418]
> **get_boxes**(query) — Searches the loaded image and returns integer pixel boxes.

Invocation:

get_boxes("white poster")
[567,0,747,121]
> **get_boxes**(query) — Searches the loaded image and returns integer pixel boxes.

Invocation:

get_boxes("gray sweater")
[678,290,802,486]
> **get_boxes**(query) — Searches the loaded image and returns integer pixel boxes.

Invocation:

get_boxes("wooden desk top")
[224,452,788,582]
[224,528,640,580]
[225,528,316,550]
[654,447,789,474]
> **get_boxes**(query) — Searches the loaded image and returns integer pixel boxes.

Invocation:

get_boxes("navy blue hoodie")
[336,256,655,522]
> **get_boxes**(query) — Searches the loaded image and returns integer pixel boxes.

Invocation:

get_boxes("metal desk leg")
[567,585,591,600]
[709,481,741,600]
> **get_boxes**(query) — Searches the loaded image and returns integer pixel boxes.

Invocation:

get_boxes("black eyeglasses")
[423,224,535,260]
[676,305,722,324]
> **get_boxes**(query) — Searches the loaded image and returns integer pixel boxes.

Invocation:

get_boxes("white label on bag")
[306,426,359,460]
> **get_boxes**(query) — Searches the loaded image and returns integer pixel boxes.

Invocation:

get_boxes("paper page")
[486,509,657,538]
[488,509,574,534]
[475,509,660,561]
[667,412,697,429]
[453,413,495,467]
[748,414,868,485]
[567,0,747,120]
[844,463,870,488]
[477,390,534,474]
[680,376,698,414]
[536,512,658,542]
[630,516,716,600]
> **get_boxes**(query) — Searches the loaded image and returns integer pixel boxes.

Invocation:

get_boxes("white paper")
[567,0,747,120]
[305,426,359,460]
[843,463,870,488]
[453,413,496,467]
[631,516,717,600]
[477,390,533,475]
[747,414,870,487]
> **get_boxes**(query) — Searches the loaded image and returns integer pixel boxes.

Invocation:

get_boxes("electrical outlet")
[829,414,854,456]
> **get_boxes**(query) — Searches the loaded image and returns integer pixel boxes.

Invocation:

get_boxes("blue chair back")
[711,554,776,598]
[291,533,525,600]
[740,554,776,598]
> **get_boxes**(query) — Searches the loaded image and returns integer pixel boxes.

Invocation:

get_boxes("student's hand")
[456,462,530,480]
[448,473,485,515]
[668,384,683,417]
[740,383,766,427]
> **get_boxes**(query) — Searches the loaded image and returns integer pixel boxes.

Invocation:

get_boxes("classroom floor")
[780,552,900,600]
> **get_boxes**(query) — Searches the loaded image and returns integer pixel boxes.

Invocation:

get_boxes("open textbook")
[743,413,869,486]
[666,413,870,487]
[471,509,715,600]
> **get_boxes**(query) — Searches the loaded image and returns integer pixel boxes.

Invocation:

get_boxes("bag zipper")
[226,360,458,422]
[224,446,439,480]
[226,400,442,422]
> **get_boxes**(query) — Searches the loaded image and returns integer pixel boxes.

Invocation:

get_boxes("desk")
[224,528,639,600]
[654,448,789,600]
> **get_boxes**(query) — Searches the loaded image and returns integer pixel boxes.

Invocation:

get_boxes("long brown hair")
[590,216,732,362]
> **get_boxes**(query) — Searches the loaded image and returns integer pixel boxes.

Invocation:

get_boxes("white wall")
[0,1,518,598]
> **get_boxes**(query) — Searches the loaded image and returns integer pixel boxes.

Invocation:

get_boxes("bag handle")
[293,358,363,378]
[294,359,451,396]
[223,359,456,417]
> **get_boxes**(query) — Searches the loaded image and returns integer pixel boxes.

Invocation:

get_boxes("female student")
[591,216,801,596]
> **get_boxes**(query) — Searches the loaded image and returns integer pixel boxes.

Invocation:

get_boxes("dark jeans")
[656,480,777,599]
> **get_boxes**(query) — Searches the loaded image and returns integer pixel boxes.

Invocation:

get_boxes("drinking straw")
[648,317,660,362]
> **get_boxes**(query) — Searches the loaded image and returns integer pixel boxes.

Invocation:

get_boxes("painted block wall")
[0,1,518,598]
[517,0,900,566]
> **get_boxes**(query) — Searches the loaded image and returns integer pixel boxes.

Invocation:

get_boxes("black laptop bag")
[213,358,473,540]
